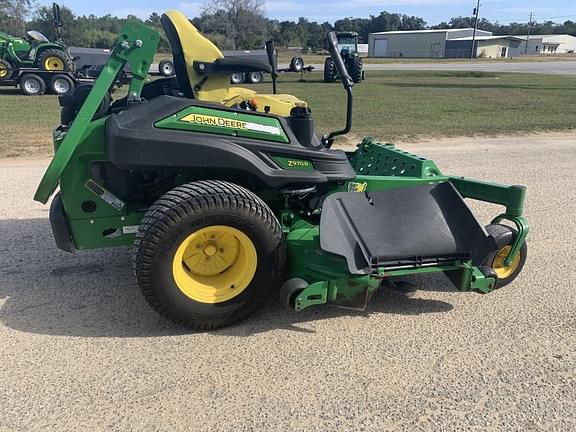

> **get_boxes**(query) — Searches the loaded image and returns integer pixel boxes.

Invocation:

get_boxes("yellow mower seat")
[161,10,307,117]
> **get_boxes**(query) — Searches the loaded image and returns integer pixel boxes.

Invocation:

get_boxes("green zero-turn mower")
[34,11,529,330]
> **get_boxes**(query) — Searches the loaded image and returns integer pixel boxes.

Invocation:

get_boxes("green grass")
[1,71,575,157]
[0,87,60,157]
[249,71,576,142]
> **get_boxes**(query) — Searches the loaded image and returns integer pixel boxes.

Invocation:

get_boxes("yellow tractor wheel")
[0,59,15,81]
[172,225,258,304]
[134,180,286,330]
[38,49,70,72]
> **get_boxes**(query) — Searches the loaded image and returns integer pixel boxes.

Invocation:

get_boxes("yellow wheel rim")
[0,66,7,78]
[44,56,65,71]
[492,245,521,279]
[172,225,257,304]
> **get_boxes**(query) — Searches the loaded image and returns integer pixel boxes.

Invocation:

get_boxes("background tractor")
[0,3,72,82]
[323,31,364,83]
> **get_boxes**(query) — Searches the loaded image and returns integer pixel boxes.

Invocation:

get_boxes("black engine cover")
[105,96,355,188]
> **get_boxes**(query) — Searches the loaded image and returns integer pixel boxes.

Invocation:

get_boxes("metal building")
[518,34,576,55]
[446,36,525,58]
[368,28,492,58]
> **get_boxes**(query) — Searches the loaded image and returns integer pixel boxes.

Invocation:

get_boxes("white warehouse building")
[368,28,492,58]
[518,34,576,54]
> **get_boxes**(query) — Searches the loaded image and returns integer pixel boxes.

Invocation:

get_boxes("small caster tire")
[280,278,308,310]
[482,224,527,288]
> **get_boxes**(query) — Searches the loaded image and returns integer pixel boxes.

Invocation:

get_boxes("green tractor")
[0,3,72,82]
[324,31,364,83]
[34,12,528,330]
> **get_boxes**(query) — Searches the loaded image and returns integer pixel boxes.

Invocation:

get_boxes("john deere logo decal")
[180,113,281,136]
[348,181,368,192]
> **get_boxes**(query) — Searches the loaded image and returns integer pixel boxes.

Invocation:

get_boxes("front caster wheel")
[134,180,286,330]
[483,224,527,288]
[280,278,308,310]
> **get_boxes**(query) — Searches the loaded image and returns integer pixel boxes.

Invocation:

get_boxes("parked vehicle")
[324,31,364,83]
[0,4,129,95]
[0,4,73,82]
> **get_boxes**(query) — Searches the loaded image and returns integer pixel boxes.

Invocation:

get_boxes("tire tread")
[134,180,286,330]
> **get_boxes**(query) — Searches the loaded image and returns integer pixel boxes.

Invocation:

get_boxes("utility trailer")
[225,49,314,84]
[1,68,88,96]
[0,67,129,96]
[152,49,314,84]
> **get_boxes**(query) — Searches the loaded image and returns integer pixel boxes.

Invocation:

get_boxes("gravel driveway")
[1,132,575,431]
[305,59,576,75]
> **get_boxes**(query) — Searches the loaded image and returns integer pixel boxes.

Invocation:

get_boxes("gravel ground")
[1,132,575,431]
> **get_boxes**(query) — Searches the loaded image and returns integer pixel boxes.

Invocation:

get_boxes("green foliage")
[193,0,267,49]
[247,71,576,141]
[0,0,34,34]
[432,16,576,36]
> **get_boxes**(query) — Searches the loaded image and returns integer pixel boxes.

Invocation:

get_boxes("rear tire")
[350,57,363,83]
[0,58,15,81]
[134,180,286,330]
[290,56,304,72]
[246,71,263,84]
[230,72,245,84]
[482,224,527,287]
[323,57,336,82]
[38,49,71,71]
[49,74,75,95]
[158,59,174,76]
[19,73,46,96]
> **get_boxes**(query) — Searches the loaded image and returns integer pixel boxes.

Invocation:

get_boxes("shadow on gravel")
[0,218,453,338]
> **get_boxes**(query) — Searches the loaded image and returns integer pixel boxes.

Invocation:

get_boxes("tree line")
[1,0,575,51]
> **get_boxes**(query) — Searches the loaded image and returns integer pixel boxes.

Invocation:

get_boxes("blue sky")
[36,0,576,26]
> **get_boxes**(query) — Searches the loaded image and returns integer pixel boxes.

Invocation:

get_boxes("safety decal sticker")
[347,181,368,192]
[122,225,140,235]
[84,179,125,211]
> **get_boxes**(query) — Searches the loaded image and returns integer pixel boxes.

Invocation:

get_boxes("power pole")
[525,12,534,54]
[470,0,481,59]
